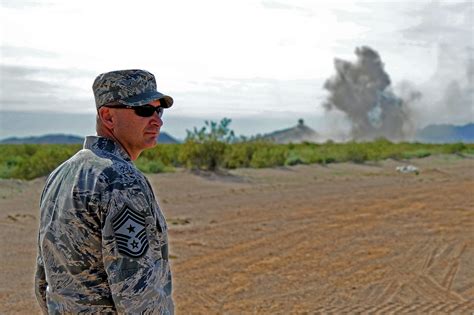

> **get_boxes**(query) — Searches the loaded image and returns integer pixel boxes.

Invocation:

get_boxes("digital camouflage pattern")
[35,136,173,314]
[92,69,174,109]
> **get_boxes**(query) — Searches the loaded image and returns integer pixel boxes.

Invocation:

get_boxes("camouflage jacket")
[35,136,173,314]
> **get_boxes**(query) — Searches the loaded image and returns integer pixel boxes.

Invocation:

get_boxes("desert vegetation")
[1,119,473,180]
[1,139,472,180]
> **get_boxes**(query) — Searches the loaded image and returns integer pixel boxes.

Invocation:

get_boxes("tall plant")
[179,118,236,170]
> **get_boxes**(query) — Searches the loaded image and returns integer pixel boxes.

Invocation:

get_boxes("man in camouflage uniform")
[35,69,174,314]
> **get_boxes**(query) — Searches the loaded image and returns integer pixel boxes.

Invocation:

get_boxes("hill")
[0,134,84,144]
[157,132,181,144]
[416,123,474,143]
[261,119,320,144]
[0,132,181,144]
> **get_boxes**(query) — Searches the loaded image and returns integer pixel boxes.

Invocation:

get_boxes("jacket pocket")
[144,216,162,260]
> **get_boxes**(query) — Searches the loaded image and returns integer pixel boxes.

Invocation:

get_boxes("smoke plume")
[322,46,417,141]
[412,45,474,127]
[400,1,473,128]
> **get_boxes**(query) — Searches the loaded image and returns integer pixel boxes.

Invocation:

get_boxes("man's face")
[110,100,163,158]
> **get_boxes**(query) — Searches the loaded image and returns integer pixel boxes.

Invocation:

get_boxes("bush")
[135,159,167,173]
[10,145,81,179]
[186,118,236,143]
[250,144,287,168]
[223,142,258,169]
[285,152,304,166]
[343,143,369,164]
[1,140,473,179]
[179,140,227,170]
[444,142,466,154]
[401,150,432,159]
[136,144,180,173]
[180,118,235,170]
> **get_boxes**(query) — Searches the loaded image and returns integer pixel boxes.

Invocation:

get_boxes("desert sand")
[0,155,473,314]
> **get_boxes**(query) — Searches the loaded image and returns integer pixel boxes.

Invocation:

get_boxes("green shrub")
[180,118,235,170]
[1,140,473,179]
[10,145,81,179]
[343,143,368,164]
[444,142,467,154]
[179,140,227,170]
[387,152,403,160]
[320,156,336,164]
[285,152,304,166]
[0,155,23,178]
[136,159,167,173]
[223,142,258,169]
[402,150,432,159]
[186,118,236,143]
[289,145,316,164]
[138,144,181,167]
[250,145,287,168]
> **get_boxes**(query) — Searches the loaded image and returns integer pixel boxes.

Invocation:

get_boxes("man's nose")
[151,113,163,127]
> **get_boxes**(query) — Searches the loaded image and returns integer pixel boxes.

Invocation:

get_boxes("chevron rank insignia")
[112,205,149,258]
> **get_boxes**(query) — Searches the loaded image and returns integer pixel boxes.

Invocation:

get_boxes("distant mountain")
[0,132,181,144]
[157,132,180,144]
[0,134,84,144]
[261,119,320,144]
[416,123,474,143]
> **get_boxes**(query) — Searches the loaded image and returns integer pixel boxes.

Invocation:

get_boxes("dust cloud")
[322,46,417,141]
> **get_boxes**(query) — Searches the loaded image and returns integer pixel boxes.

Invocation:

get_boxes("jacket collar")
[84,136,132,162]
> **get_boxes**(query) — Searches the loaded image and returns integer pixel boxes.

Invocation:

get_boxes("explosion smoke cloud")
[323,46,415,141]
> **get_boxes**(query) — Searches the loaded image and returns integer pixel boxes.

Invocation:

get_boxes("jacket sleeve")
[101,186,173,314]
[34,246,48,314]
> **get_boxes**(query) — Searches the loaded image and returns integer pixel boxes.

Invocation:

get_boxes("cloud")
[0,64,96,113]
[0,65,62,101]
[0,0,54,9]
[398,1,474,127]
[170,77,324,117]
[261,0,313,16]
[1,45,59,59]
[0,62,323,118]
[402,1,473,44]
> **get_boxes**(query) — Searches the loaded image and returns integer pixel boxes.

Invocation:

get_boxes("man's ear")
[98,107,115,129]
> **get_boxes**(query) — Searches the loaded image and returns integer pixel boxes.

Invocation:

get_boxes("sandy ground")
[0,155,473,314]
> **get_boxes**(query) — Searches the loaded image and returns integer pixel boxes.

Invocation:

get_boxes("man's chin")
[145,134,159,147]
[146,140,157,148]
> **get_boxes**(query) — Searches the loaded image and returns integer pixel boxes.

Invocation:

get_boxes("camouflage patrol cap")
[92,69,173,109]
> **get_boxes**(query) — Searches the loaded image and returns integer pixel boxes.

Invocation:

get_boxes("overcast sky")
[0,0,472,138]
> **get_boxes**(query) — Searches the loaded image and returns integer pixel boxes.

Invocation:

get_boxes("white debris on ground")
[396,165,420,175]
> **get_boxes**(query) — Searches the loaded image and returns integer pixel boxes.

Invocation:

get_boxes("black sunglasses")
[103,104,164,118]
